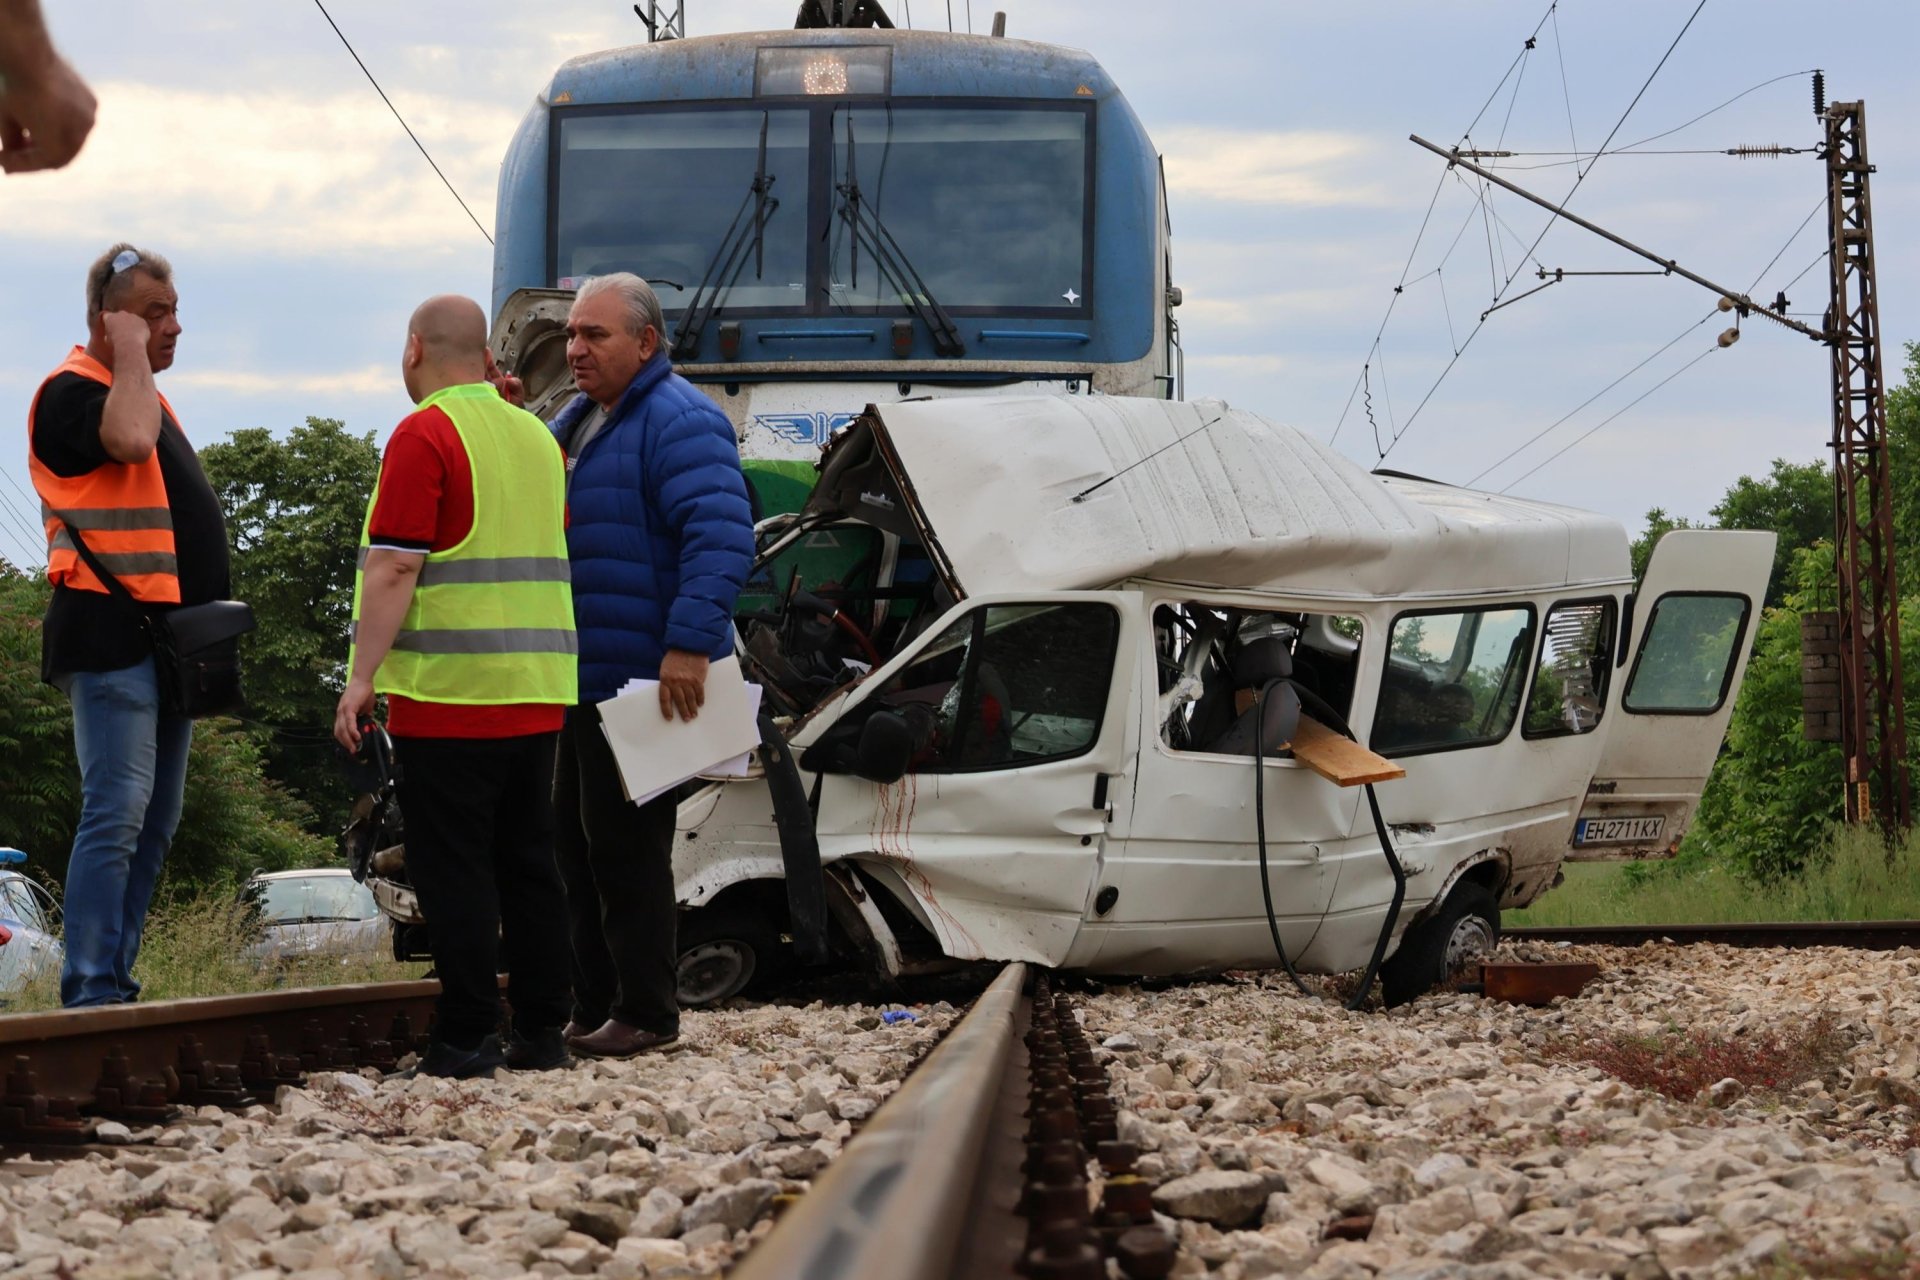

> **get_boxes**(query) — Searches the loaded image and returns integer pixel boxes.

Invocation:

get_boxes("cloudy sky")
[2,0,1914,572]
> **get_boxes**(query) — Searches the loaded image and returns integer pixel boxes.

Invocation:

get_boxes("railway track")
[731,963,1172,1280]
[6,922,1915,1270]
[1505,920,1920,951]
[0,964,1171,1278]
[0,979,441,1145]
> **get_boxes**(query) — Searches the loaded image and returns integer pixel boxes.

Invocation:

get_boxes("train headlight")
[756,46,892,97]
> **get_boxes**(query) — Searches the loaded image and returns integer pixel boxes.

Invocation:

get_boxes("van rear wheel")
[1380,880,1499,1007]
[676,907,779,1008]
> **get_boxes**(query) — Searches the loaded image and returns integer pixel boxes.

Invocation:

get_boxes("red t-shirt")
[366,403,567,739]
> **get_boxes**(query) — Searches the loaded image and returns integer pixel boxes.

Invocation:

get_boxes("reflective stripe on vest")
[27,347,183,604]
[349,382,577,707]
[353,547,572,588]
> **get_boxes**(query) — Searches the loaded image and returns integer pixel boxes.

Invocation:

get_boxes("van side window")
[1153,603,1364,754]
[1623,593,1750,713]
[1373,606,1535,756]
[1523,599,1616,738]
[878,603,1119,772]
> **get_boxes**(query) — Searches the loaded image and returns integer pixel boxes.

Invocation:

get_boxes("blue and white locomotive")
[487,1,1181,515]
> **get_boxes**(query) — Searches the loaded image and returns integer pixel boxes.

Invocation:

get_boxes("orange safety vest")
[27,347,183,604]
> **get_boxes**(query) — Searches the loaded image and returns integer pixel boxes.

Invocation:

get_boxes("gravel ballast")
[1083,941,1920,1279]
[0,999,954,1279]
[6,942,1920,1278]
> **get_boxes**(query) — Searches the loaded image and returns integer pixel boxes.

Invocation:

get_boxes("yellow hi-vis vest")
[349,383,577,706]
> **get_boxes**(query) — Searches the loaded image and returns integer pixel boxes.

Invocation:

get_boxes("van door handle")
[1092,773,1115,821]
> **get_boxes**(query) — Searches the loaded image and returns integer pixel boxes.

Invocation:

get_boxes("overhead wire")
[1373,0,1712,465]
[1498,343,1720,491]
[1468,192,1828,490]
[1333,2,1558,447]
[0,468,48,559]
[1550,2,1578,163]
[1334,54,1804,449]
[309,0,493,245]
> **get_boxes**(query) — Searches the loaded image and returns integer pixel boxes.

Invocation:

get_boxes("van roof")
[860,396,1630,601]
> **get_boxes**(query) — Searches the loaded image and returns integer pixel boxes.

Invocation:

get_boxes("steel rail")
[730,961,1030,1280]
[1506,921,1920,951]
[1,978,444,1144]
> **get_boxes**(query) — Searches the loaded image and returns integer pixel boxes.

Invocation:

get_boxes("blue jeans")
[60,658,192,1007]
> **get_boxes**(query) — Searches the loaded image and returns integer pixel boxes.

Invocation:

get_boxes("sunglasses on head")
[108,249,141,276]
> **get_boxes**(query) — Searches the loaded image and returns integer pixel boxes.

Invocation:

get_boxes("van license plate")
[1575,816,1665,846]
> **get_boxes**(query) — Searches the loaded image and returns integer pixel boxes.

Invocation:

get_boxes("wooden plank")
[1284,715,1406,787]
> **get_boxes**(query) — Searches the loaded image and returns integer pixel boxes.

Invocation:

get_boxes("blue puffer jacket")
[550,353,754,705]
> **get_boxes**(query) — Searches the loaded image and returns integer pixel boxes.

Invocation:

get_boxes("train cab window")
[1523,600,1616,739]
[1374,606,1536,757]
[877,604,1118,772]
[1623,593,1751,713]
[827,105,1092,313]
[1154,603,1364,756]
[552,107,812,311]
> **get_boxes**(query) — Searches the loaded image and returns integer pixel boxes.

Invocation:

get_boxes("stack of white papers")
[599,654,764,807]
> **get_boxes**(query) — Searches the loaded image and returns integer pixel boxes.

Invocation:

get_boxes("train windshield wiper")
[835,116,966,358]
[669,113,780,362]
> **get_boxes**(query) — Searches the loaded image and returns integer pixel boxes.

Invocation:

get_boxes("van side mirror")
[799,706,917,783]
[852,711,915,784]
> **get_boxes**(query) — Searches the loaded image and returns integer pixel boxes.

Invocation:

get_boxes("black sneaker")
[505,1027,574,1071]
[395,1034,508,1080]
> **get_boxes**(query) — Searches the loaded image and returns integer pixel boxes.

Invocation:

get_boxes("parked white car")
[669,396,1773,1006]
[242,868,390,967]
[0,848,62,1000]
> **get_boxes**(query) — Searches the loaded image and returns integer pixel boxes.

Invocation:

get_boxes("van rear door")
[1569,529,1775,859]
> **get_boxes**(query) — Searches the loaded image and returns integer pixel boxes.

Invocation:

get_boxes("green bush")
[0,566,330,897]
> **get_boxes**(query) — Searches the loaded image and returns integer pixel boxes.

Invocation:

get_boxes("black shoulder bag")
[60,522,255,719]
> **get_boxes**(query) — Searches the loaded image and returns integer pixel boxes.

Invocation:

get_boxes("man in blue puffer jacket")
[549,273,754,1059]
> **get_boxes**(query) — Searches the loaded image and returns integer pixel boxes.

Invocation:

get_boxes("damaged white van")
[646,395,1770,1008]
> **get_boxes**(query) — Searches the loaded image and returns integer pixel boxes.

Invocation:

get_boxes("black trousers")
[553,705,680,1035]
[393,732,571,1047]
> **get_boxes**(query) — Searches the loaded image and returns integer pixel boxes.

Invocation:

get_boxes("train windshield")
[549,100,1091,316]
[554,107,812,311]
[827,105,1090,312]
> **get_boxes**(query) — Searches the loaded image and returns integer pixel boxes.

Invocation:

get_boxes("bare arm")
[0,0,95,174]
[97,311,163,463]
[332,550,425,750]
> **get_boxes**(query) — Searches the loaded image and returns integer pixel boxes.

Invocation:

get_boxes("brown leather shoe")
[562,1020,594,1041]
[566,1018,680,1059]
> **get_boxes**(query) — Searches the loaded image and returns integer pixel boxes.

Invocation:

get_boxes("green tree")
[1708,457,1832,609]
[1887,341,1920,564]
[199,418,381,830]
[0,566,328,894]
[1687,545,1848,880]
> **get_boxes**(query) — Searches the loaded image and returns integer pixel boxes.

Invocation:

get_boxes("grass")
[1544,1009,1851,1103]
[1740,1248,1920,1280]
[3,888,427,1013]
[1506,825,1920,927]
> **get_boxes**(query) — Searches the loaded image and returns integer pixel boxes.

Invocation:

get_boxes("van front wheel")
[1380,880,1499,1007]
[675,907,779,1008]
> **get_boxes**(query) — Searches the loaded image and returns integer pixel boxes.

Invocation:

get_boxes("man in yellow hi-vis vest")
[333,295,576,1079]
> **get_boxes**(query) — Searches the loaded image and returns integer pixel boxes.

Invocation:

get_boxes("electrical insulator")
[1717,296,1736,312]
[1813,70,1826,118]
[1718,327,1741,349]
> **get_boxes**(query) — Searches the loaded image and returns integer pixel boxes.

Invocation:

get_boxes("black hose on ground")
[1253,678,1409,1011]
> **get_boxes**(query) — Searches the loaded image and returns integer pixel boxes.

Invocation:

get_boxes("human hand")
[0,52,97,174]
[658,650,709,722]
[99,310,151,367]
[484,350,525,407]
[333,678,377,752]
